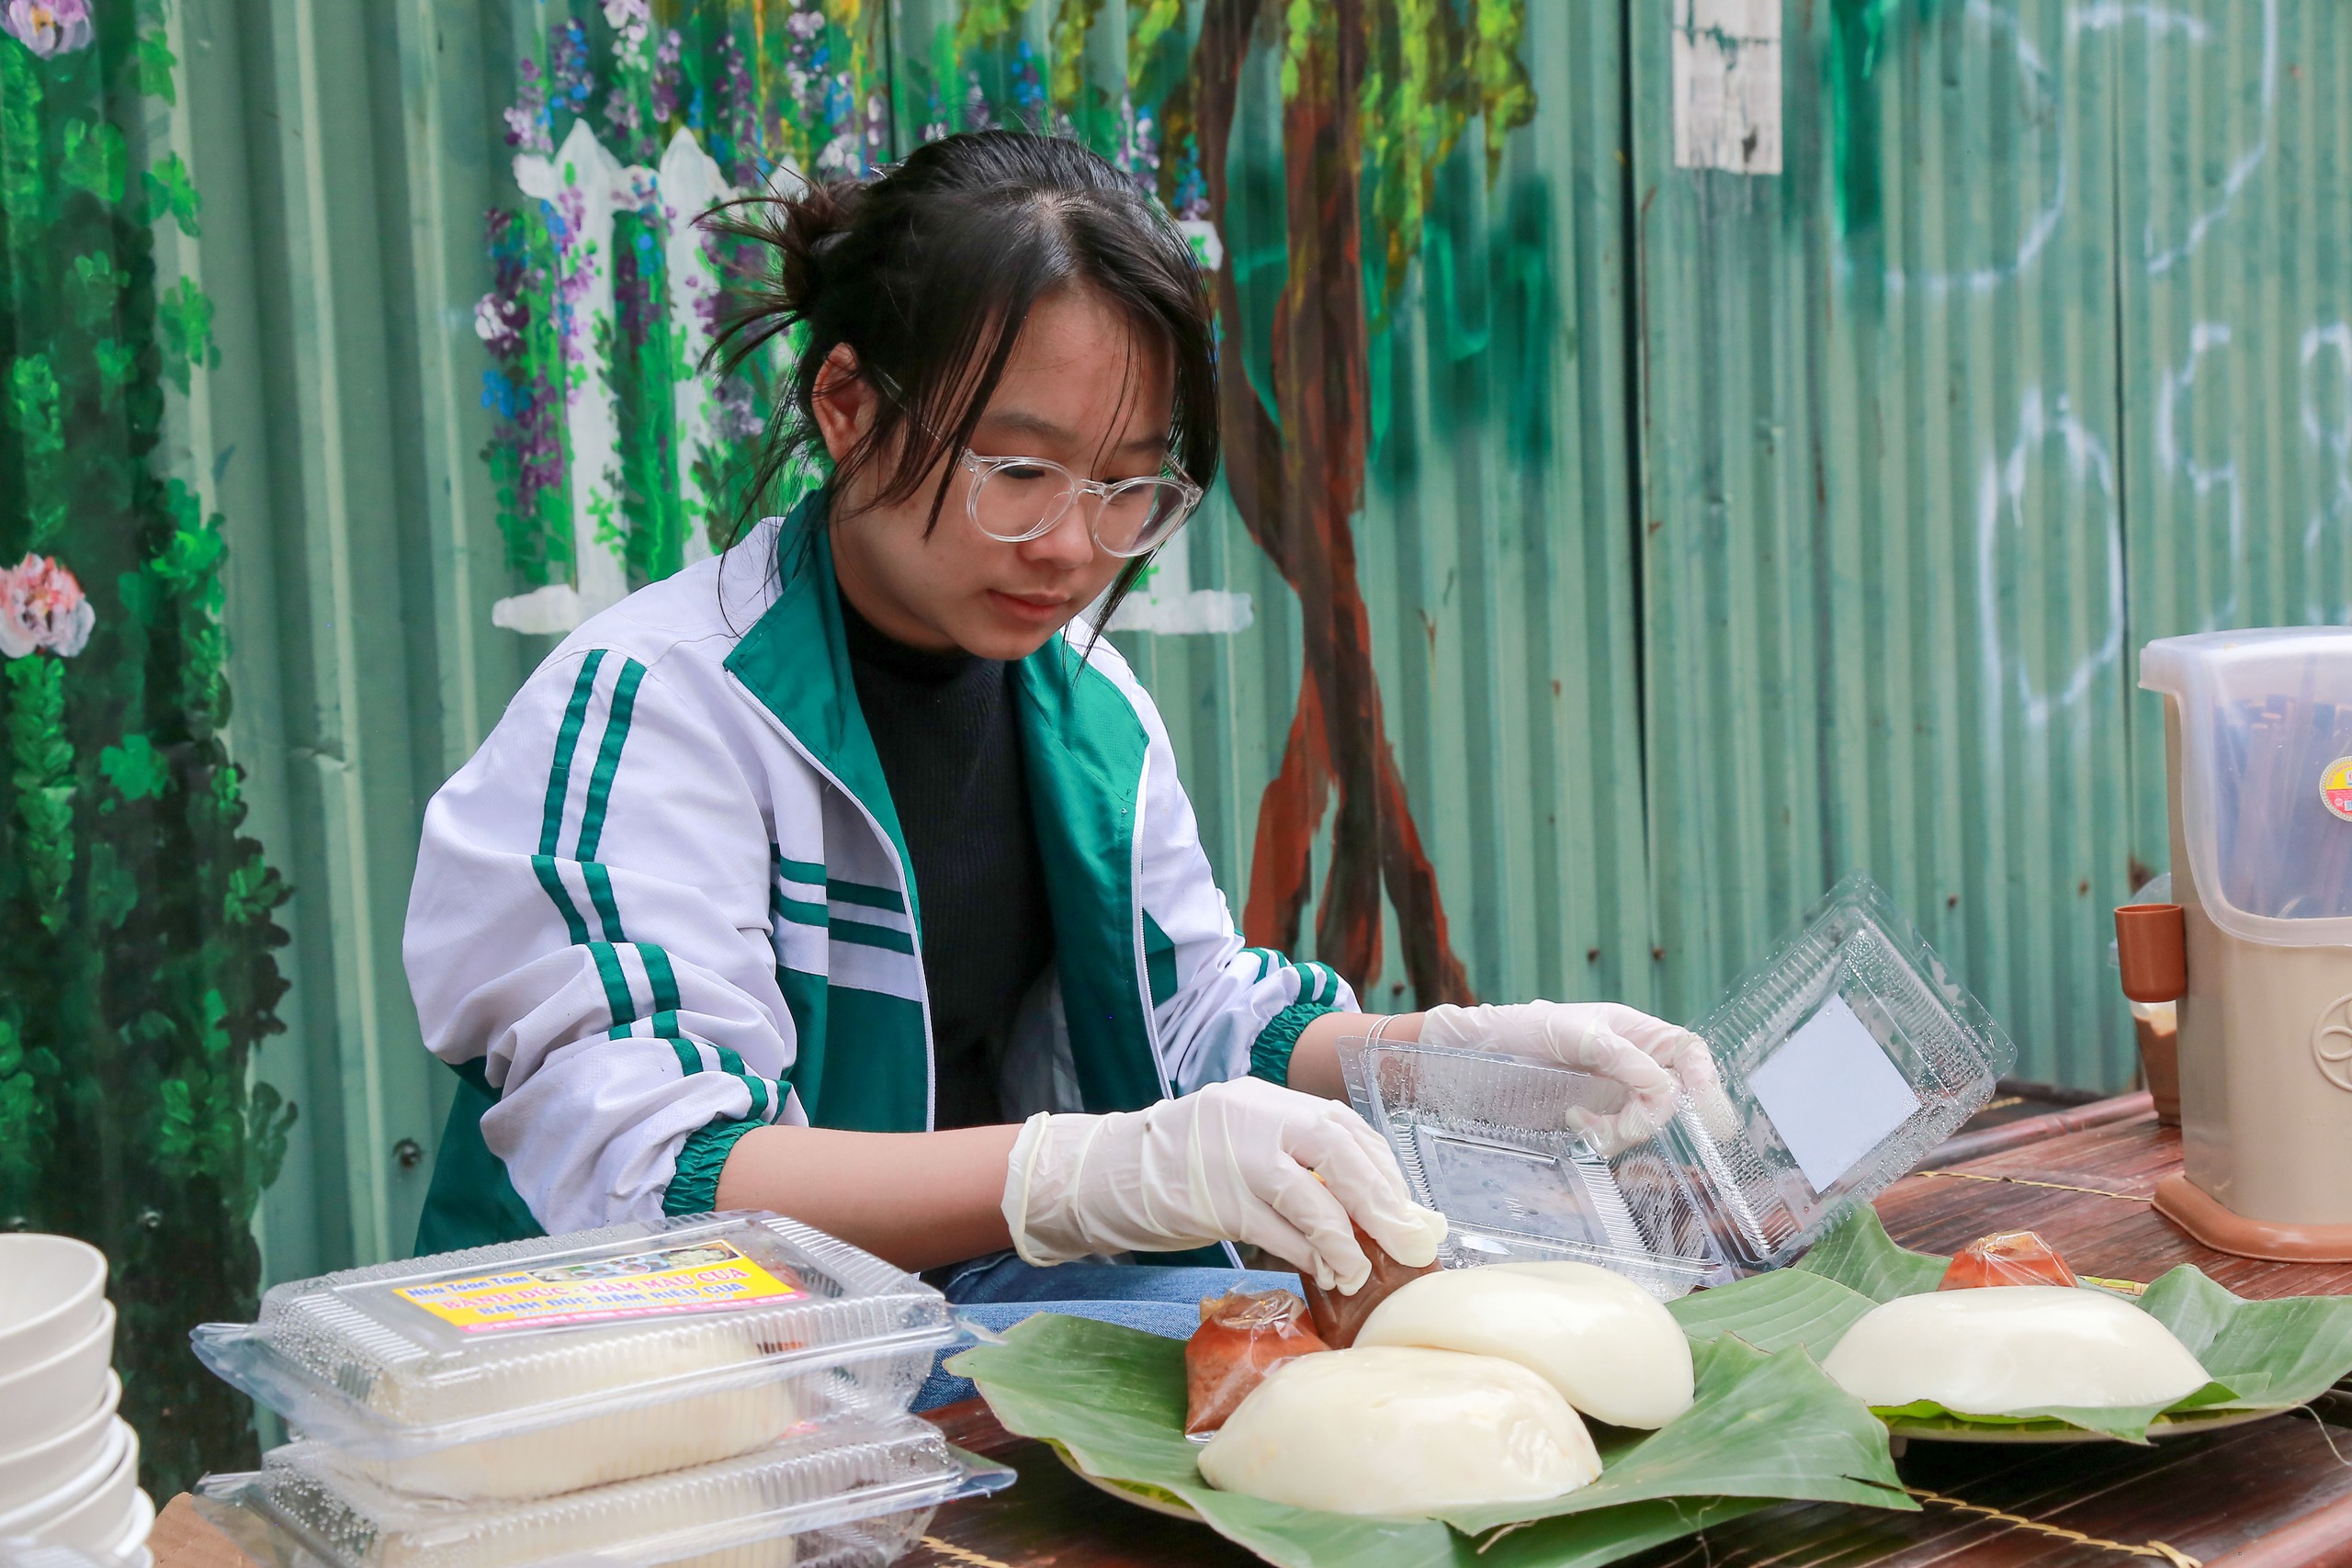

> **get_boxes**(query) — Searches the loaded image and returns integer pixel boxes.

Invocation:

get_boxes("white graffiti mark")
[1885,0,2065,299]
[2070,0,2278,276]
[2156,321,2245,627]
[1976,389,2125,730]
[1099,531,1254,636]
[2066,3,2212,43]
[2300,324,2352,621]
[1870,1,2276,298]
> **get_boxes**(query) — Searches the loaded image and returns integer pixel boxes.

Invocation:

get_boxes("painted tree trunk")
[1195,0,1473,1007]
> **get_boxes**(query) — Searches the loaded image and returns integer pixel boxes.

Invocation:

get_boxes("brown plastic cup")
[2115,903,2188,1004]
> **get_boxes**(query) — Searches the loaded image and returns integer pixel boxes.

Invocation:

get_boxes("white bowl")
[0,1237,107,1372]
[97,1485,153,1564]
[0,1371,120,1510]
[0,1303,114,1450]
[0,1416,129,1540]
[0,1419,138,1551]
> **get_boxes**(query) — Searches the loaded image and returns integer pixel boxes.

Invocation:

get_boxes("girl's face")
[816,288,1175,660]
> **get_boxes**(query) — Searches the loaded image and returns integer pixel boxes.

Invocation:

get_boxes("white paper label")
[1671,0,1783,175]
[1746,994,1921,1191]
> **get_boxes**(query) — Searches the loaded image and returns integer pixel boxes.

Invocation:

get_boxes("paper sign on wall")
[1672,0,1783,175]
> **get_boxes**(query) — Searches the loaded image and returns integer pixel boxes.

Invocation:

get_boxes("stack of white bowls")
[0,1237,151,1567]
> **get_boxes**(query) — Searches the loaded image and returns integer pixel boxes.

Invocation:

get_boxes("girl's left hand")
[1414,1000,1729,1154]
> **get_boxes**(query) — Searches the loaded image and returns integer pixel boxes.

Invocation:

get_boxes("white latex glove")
[1001,1077,1449,1293]
[1416,1000,1733,1154]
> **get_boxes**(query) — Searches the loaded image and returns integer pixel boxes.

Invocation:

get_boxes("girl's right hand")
[1000,1077,1447,1292]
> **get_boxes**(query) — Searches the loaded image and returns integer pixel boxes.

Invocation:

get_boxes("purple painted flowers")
[3,0,92,57]
[0,555,94,658]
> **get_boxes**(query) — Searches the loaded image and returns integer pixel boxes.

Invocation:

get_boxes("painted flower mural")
[2,0,91,58]
[478,0,885,635]
[0,554,95,658]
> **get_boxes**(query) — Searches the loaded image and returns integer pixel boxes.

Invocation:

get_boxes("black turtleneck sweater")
[839,595,1056,1129]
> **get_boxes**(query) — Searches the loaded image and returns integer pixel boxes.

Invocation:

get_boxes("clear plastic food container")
[200,1416,1012,1568]
[1343,874,2015,1294]
[191,1214,958,1501]
[1340,1038,1727,1299]
[1676,872,2017,1266]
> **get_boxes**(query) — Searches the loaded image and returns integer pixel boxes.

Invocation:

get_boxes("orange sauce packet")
[1937,1230,2077,1290]
[1183,1288,1329,1436]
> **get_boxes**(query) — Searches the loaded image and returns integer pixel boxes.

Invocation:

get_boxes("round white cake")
[1195,1346,1601,1516]
[1821,1286,2211,1415]
[1354,1261,1695,1428]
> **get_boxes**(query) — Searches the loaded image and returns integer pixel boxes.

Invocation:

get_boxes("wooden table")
[904,1103,2352,1568]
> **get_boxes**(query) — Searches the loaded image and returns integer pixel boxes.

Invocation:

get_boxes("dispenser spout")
[2116,903,2188,1004]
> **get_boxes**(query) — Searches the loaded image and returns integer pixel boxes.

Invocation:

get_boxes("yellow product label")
[391,1239,804,1334]
[2324,757,2352,823]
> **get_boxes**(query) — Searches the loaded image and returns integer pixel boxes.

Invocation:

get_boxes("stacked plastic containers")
[0,1235,153,1566]
[192,1213,999,1568]
[1342,874,2018,1299]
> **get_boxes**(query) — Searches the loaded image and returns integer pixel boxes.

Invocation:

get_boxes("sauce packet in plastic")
[1938,1230,2077,1290]
[1300,1223,1441,1348]
[1184,1289,1329,1436]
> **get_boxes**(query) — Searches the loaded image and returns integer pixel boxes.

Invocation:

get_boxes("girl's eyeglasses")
[958,451,1202,558]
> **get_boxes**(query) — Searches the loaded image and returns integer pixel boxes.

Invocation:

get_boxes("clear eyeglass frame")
[956,449,1204,558]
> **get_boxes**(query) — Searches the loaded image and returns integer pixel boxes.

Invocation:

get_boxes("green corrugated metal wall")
[1632,0,2139,1088]
[164,0,2352,1285]
[2115,2,2352,898]
[178,0,537,1282]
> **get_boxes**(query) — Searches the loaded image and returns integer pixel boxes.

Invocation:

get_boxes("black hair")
[701,130,1219,636]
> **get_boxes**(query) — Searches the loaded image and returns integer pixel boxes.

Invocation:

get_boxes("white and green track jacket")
[404,495,1355,1253]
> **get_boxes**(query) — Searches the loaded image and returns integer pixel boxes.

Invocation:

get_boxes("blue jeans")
[910,1251,1301,1411]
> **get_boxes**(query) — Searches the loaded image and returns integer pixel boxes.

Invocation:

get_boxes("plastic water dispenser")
[2132,628,2352,1258]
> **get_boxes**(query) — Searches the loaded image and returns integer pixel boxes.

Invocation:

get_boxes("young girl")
[405,130,1705,1326]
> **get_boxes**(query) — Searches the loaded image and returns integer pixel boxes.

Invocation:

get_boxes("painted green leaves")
[949,1307,1907,1568]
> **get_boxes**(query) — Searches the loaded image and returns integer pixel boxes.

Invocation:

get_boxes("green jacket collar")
[723,494,921,933]
[724,493,1167,1115]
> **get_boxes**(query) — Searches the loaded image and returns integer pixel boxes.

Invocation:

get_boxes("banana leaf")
[946,1311,1908,1568]
[1697,1207,2352,1441]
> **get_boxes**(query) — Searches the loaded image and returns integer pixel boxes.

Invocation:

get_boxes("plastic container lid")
[1343,874,2015,1290]
[201,1415,1012,1568]
[2140,627,2352,945]
[190,1214,957,1502]
[1340,1038,1725,1300]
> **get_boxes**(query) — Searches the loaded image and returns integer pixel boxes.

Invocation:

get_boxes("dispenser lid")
[2141,628,2352,946]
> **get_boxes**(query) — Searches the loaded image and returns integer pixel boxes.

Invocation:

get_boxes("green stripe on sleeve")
[574,658,647,863]
[639,942,684,1013]
[775,854,827,886]
[532,855,590,945]
[831,918,915,954]
[712,1043,770,1119]
[582,861,624,943]
[772,892,829,927]
[648,1010,699,1077]
[824,878,904,913]
[588,940,637,1025]
[541,649,607,855]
